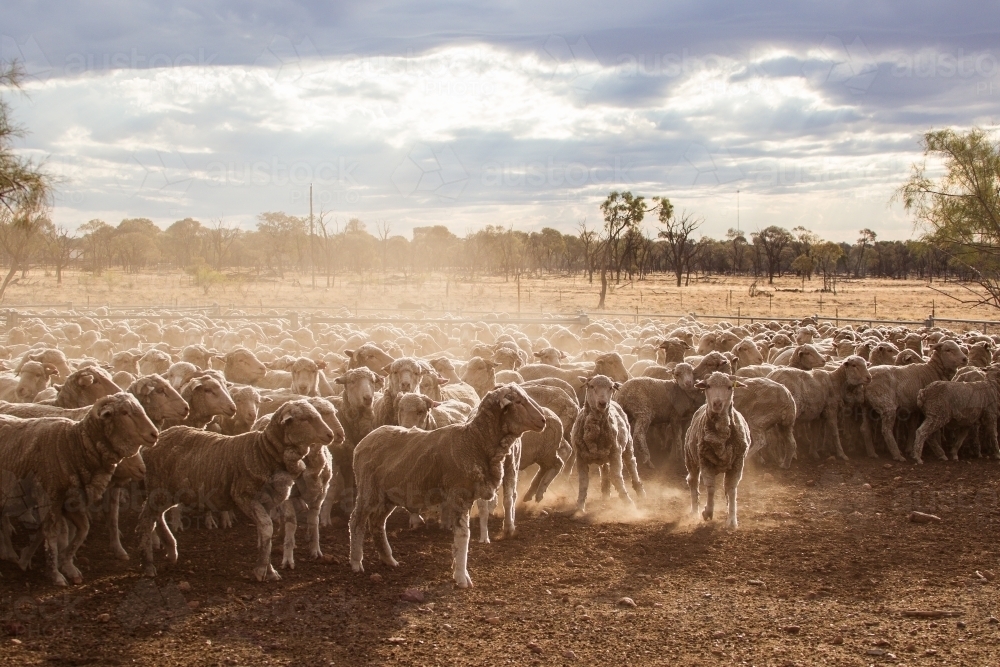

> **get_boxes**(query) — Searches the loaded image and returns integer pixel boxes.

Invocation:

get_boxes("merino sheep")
[767,356,872,460]
[254,397,346,569]
[222,347,268,385]
[732,378,798,468]
[0,361,59,402]
[462,357,499,399]
[396,393,474,429]
[350,384,546,588]
[571,375,644,513]
[912,365,1000,463]
[162,375,237,429]
[345,343,395,373]
[418,369,480,409]
[617,363,703,467]
[16,349,74,383]
[46,365,123,408]
[213,385,270,435]
[0,394,158,585]
[137,400,334,581]
[372,357,425,428]
[861,340,968,461]
[684,373,751,529]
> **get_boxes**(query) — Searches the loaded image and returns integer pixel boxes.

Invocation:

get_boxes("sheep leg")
[108,486,129,561]
[373,504,399,568]
[823,406,849,461]
[528,463,562,503]
[725,460,744,529]
[136,505,163,577]
[623,440,645,500]
[502,454,518,538]
[17,528,45,571]
[304,493,325,560]
[913,416,949,464]
[631,414,653,467]
[983,414,1000,460]
[600,463,612,500]
[476,499,491,543]
[452,509,473,588]
[42,512,68,587]
[204,512,218,530]
[0,516,15,562]
[241,498,280,582]
[926,431,949,461]
[575,462,590,513]
[702,471,717,521]
[609,452,634,508]
[167,506,184,532]
[948,427,971,461]
[686,467,700,516]
[348,501,369,573]
[878,411,907,462]
[279,498,297,570]
[60,509,90,584]
[859,410,879,458]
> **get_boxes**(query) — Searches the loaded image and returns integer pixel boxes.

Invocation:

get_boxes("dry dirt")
[3,456,1000,666]
[2,270,998,324]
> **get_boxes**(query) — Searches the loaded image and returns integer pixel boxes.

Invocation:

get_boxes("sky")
[2,1,999,242]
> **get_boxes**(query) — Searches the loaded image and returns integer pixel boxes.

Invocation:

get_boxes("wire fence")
[1,303,998,332]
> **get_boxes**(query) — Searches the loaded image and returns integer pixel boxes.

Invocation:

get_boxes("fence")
[1,303,998,332]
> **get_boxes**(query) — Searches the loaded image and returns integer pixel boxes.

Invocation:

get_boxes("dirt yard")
[2,269,997,324]
[4,456,1000,666]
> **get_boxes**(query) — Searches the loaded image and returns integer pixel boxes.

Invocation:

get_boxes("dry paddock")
[3,456,1000,666]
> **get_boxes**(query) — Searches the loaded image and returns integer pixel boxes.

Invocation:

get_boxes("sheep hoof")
[479,536,490,544]
[52,573,68,587]
[454,573,473,589]
[113,548,130,561]
[892,455,907,463]
[205,515,218,530]
[913,458,924,465]
[837,454,849,461]
[144,565,158,577]
[351,561,364,573]
[726,519,738,530]
[265,566,281,581]
[281,557,295,570]
[702,509,713,521]
[309,548,322,560]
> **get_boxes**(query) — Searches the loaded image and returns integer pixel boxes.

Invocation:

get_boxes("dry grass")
[2,268,998,324]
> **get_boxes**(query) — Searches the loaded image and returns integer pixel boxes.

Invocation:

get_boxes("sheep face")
[60,366,123,407]
[229,386,266,428]
[183,377,237,418]
[335,368,381,409]
[223,347,267,385]
[396,393,436,428]
[92,393,159,461]
[15,361,58,402]
[491,347,522,371]
[496,384,547,434]
[21,349,73,382]
[291,358,326,396]
[869,342,898,366]
[841,356,872,387]
[732,339,764,367]
[345,344,394,373]
[139,349,172,376]
[696,372,742,416]
[111,351,143,375]
[672,362,696,391]
[164,361,199,389]
[304,397,346,446]
[658,337,693,363]
[117,452,146,482]
[180,345,214,370]
[693,352,733,380]
[895,349,923,365]
[462,357,498,395]
[129,374,190,423]
[790,344,828,370]
[594,353,630,383]
[581,375,621,413]
[269,400,335,473]
[696,332,718,355]
[930,339,968,371]
[533,348,564,366]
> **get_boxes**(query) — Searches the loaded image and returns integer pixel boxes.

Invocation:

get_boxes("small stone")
[866,648,885,656]
[485,616,501,625]
[831,636,844,645]
[782,625,801,634]
[883,463,893,469]
[618,597,637,608]
[96,614,111,623]
[562,649,577,660]
[10,638,21,645]
[989,616,999,625]
[527,642,543,654]
[370,574,383,584]
[442,624,453,631]
[725,576,737,584]
[748,579,766,587]
[908,511,941,523]
[400,588,425,603]
[957,621,966,629]
[862,483,872,490]
[602,556,615,565]
[805,480,815,487]
[924,649,937,656]
[711,630,726,639]
[873,639,890,647]
[178,581,192,592]
[564,560,575,568]
[654,602,663,608]
[187,601,200,610]
[387,637,406,645]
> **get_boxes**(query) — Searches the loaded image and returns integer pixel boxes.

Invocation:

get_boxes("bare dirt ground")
[4,455,1000,666]
[1,269,996,324]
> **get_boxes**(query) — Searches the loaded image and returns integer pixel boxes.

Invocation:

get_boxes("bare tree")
[0,195,46,300]
[208,217,240,271]
[375,219,391,275]
[577,219,597,284]
[654,197,702,287]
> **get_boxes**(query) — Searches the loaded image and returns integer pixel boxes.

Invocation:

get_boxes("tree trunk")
[0,263,18,302]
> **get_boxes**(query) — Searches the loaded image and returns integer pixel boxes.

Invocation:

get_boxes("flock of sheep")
[0,309,996,589]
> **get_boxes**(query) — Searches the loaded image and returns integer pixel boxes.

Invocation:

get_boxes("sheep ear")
[53,384,63,391]
[343,349,355,358]
[559,351,567,358]
[436,375,450,387]
[499,394,512,408]
[577,376,589,385]
[78,373,95,386]
[261,396,273,404]
[613,382,622,391]
[316,361,327,370]
[533,351,541,357]
[731,379,746,389]
[281,412,295,425]
[695,380,708,390]
[99,405,115,419]
[334,376,347,385]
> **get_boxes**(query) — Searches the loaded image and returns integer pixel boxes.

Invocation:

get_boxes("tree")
[0,62,50,212]
[40,220,73,284]
[854,228,877,278]
[790,253,814,284]
[577,219,597,284]
[597,191,645,308]
[726,228,747,274]
[207,218,240,271]
[896,127,1000,306]
[79,219,114,274]
[0,194,46,300]
[654,197,702,287]
[752,226,792,284]
[813,241,843,293]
